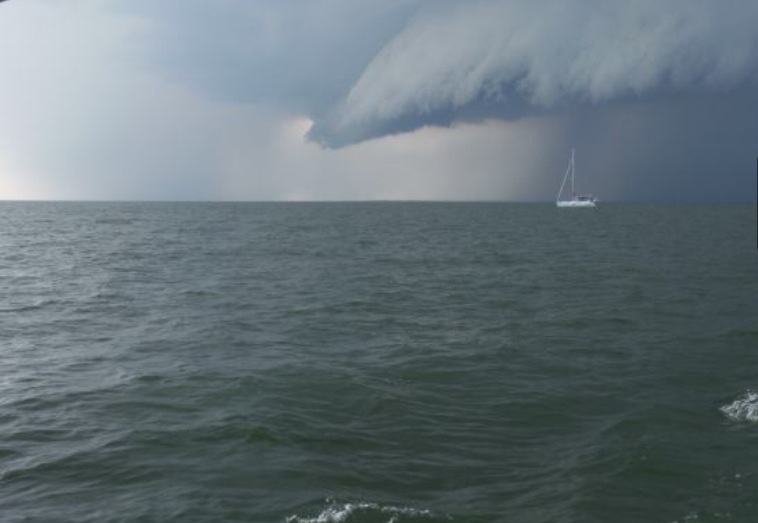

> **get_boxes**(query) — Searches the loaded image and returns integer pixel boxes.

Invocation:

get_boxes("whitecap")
[285,501,435,523]
[720,391,758,422]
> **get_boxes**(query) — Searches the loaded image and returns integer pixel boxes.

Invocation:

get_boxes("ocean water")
[0,202,756,523]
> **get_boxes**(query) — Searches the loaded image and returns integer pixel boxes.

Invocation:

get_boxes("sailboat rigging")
[556,148,596,208]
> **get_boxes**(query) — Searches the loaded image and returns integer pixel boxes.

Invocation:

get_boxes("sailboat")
[556,148,596,208]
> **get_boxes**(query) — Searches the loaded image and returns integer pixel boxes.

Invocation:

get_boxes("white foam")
[720,391,758,422]
[286,501,434,523]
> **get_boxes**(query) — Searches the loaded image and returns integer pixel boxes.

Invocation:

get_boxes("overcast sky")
[0,0,756,201]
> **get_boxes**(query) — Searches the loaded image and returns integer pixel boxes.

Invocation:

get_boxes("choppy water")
[1,202,756,523]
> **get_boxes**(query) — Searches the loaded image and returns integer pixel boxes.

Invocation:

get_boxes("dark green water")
[1,202,756,523]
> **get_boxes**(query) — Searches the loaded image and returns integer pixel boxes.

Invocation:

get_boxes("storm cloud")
[309,0,758,146]
[123,0,758,147]
[1,0,756,201]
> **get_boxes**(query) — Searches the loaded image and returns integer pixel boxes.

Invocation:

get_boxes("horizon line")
[0,199,754,205]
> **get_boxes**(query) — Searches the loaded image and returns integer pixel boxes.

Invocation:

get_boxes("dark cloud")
[123,0,758,156]
[309,0,758,147]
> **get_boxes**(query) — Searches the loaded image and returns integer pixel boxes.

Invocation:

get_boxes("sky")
[0,0,756,202]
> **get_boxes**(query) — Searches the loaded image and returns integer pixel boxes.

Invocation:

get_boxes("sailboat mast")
[571,148,575,196]
[557,150,572,202]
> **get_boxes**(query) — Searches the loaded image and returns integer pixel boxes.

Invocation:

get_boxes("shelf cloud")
[121,0,758,149]
[308,0,758,146]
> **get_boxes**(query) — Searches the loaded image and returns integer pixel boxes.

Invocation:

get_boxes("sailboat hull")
[556,199,596,208]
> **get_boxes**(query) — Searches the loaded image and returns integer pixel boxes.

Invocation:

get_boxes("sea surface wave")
[0,202,756,523]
